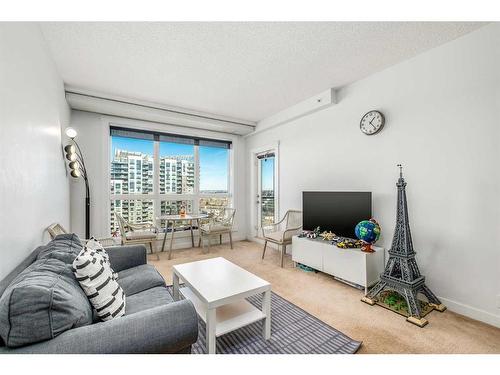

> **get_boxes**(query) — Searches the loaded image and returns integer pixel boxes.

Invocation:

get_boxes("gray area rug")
[167,285,361,354]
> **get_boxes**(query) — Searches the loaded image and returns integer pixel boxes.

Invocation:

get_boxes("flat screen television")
[302,191,372,239]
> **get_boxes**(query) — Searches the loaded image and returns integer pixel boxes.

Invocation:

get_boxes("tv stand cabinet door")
[292,237,323,271]
[323,247,366,286]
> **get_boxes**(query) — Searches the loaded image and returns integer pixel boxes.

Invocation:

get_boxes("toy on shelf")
[355,218,381,253]
[320,230,336,241]
[300,226,321,239]
[333,237,364,249]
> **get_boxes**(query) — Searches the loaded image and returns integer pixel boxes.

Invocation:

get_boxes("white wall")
[245,23,500,326]
[0,23,71,279]
[69,110,247,249]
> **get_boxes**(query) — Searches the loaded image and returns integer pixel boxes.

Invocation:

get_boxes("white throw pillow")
[72,243,125,321]
[85,237,118,280]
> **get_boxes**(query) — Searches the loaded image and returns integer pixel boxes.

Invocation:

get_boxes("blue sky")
[111,137,153,156]
[111,136,228,191]
[199,146,228,191]
[261,157,274,191]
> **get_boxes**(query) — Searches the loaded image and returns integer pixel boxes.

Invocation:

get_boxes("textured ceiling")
[40,22,485,122]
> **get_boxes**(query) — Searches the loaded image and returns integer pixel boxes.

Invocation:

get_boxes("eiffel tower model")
[361,165,446,327]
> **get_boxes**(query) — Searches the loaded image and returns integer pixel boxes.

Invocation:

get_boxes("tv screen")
[302,192,372,238]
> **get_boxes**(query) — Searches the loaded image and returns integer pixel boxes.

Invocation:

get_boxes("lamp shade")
[68,161,80,170]
[64,144,75,154]
[64,144,76,162]
[66,153,76,162]
[65,127,78,138]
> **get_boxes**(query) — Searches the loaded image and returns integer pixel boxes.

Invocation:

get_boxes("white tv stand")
[292,236,385,294]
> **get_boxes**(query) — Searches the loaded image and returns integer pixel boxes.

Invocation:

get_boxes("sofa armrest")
[0,300,198,354]
[105,244,147,272]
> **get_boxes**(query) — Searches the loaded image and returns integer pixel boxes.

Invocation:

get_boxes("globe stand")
[361,242,376,253]
[355,219,380,253]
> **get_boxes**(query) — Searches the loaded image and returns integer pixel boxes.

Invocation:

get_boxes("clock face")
[360,110,385,135]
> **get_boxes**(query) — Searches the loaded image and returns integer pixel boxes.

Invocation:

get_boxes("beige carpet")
[148,240,500,354]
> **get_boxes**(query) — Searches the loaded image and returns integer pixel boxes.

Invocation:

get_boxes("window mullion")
[226,148,234,207]
[194,144,200,213]
[153,140,160,225]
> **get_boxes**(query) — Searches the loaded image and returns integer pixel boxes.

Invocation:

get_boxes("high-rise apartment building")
[110,149,194,234]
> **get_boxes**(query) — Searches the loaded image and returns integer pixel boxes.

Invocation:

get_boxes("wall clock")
[360,110,385,135]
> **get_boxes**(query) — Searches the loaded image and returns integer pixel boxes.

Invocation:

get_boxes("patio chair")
[198,208,236,252]
[261,210,302,267]
[115,213,159,259]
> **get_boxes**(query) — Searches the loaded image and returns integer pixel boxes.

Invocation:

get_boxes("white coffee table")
[172,257,271,354]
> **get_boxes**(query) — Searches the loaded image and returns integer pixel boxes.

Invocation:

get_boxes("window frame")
[109,127,232,236]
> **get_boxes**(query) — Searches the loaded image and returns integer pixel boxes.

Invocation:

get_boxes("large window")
[199,144,229,193]
[109,127,231,236]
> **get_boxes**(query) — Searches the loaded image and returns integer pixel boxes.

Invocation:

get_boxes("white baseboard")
[438,296,500,328]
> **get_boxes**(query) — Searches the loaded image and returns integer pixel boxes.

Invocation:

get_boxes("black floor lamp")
[64,127,90,239]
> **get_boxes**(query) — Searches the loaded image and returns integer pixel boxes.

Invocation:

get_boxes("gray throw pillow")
[37,233,83,264]
[0,257,93,348]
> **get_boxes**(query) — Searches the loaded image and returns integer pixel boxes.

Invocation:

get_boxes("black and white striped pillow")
[72,243,125,321]
[85,237,118,280]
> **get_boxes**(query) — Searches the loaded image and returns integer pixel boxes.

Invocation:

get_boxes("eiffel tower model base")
[362,274,446,328]
[428,303,447,312]
[362,294,431,327]
[407,316,428,328]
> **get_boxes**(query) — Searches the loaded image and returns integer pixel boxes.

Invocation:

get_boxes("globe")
[355,219,381,252]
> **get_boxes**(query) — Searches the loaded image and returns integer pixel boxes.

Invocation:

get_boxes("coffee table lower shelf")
[172,257,271,354]
[181,287,266,337]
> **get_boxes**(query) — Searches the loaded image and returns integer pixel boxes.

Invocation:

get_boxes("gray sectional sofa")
[0,234,198,354]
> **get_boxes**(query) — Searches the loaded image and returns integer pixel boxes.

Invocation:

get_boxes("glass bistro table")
[158,214,209,259]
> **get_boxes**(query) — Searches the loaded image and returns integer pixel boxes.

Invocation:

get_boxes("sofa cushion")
[124,286,174,316]
[37,233,83,265]
[117,264,166,296]
[0,246,45,300]
[0,258,93,348]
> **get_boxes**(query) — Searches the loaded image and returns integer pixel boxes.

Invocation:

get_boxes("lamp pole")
[74,139,90,240]
[64,128,90,239]
[84,180,90,240]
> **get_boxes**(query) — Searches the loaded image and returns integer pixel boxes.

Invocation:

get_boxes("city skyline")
[111,136,229,192]
[109,136,230,233]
